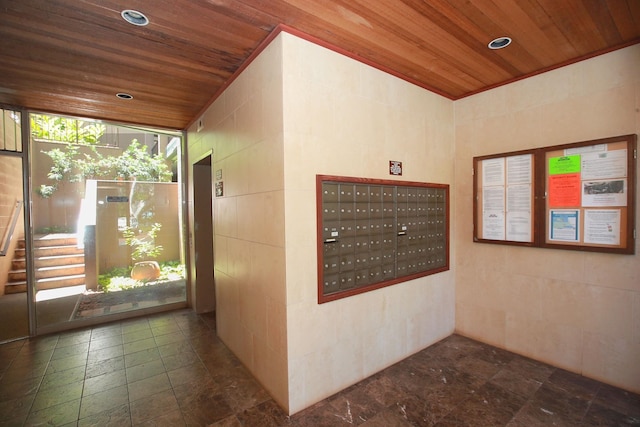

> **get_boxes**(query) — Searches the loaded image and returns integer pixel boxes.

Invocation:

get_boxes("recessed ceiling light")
[121,9,149,26]
[116,92,133,100]
[488,37,512,50]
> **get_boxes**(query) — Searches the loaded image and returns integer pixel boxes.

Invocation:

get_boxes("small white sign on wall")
[389,161,402,176]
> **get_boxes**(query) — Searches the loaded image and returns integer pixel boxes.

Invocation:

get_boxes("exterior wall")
[186,36,288,408]
[94,181,180,272]
[31,142,124,233]
[281,33,456,414]
[454,44,640,393]
[31,137,166,233]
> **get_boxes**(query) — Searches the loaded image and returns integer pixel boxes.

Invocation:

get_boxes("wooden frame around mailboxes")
[317,175,450,304]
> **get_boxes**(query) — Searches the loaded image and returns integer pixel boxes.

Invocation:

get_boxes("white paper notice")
[584,209,620,245]
[483,211,505,240]
[506,154,533,242]
[483,186,505,211]
[507,184,531,212]
[506,211,531,242]
[483,183,506,240]
[506,154,532,185]
[582,179,626,207]
[481,158,507,240]
[565,144,607,155]
[482,158,505,186]
[506,184,532,242]
[581,149,627,180]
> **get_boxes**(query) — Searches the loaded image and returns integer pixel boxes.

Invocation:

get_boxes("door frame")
[26,111,190,335]
[190,150,215,314]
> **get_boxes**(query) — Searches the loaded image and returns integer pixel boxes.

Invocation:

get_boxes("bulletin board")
[317,175,449,304]
[542,135,635,253]
[473,134,637,254]
[473,150,536,246]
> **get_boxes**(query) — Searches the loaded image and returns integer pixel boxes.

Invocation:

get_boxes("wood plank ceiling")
[0,0,638,130]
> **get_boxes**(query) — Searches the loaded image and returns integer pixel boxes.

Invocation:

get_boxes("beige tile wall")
[186,36,289,409]
[280,33,456,414]
[191,30,457,414]
[454,44,640,393]
[187,30,638,415]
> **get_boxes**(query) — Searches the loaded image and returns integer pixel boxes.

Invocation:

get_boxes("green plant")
[31,114,106,145]
[75,141,173,182]
[98,274,138,293]
[122,222,163,261]
[98,261,185,292]
[36,143,79,197]
[157,261,186,281]
[34,120,173,198]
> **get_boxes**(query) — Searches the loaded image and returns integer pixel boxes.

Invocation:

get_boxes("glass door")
[30,113,187,333]
[0,107,29,342]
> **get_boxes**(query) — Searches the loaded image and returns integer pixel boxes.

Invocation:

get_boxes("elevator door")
[193,154,215,313]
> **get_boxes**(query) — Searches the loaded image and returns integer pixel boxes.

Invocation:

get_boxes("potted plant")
[122,222,163,281]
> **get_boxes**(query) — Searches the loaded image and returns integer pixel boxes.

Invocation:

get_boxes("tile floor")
[0,309,638,426]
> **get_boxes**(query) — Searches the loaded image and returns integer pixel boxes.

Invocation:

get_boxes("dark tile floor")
[0,309,638,426]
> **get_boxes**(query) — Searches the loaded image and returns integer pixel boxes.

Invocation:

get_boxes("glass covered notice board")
[473,134,637,254]
[317,175,449,303]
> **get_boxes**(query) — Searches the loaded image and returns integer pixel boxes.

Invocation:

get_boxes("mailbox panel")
[318,176,449,303]
[323,274,340,294]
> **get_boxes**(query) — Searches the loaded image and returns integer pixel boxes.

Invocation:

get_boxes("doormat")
[71,279,186,320]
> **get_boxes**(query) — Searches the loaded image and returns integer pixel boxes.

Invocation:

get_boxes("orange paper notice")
[548,173,581,207]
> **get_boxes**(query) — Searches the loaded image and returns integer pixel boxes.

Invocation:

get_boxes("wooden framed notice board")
[473,134,637,254]
[317,175,449,304]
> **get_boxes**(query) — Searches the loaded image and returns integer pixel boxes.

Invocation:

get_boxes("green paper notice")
[549,155,580,175]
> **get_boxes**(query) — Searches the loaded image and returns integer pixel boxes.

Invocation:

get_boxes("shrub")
[97,262,185,293]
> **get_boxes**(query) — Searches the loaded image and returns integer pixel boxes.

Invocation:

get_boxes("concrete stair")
[5,234,85,294]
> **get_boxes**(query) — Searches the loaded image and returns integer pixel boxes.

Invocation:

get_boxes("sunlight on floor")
[36,284,86,302]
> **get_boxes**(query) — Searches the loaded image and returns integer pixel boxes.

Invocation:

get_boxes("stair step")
[36,274,86,291]
[8,264,85,281]
[37,254,85,267]
[14,246,83,258]
[36,264,85,279]
[4,282,27,294]
[5,275,88,293]
[8,270,26,282]
[35,245,84,257]
[11,254,85,270]
[7,234,85,294]
[33,234,80,248]
[11,258,25,270]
